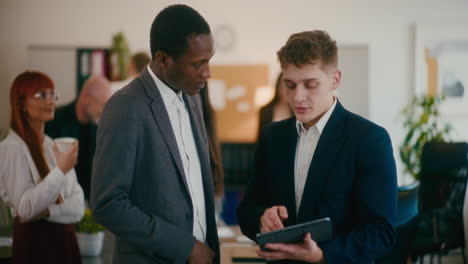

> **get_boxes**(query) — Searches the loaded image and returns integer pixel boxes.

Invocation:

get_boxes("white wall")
[1,0,468,184]
[28,46,77,106]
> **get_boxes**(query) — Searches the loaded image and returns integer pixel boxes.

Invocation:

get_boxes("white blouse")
[0,129,84,224]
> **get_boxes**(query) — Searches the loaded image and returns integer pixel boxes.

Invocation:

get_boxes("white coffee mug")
[54,137,77,152]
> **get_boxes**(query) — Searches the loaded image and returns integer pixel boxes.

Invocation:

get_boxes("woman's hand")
[53,141,79,174]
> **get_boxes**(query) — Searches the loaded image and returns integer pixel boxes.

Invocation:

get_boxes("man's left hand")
[256,233,325,263]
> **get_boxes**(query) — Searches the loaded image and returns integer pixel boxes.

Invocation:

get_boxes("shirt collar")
[9,128,54,148]
[296,97,337,135]
[147,65,184,106]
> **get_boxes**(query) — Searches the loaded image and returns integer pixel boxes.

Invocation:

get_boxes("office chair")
[221,142,257,191]
[396,181,420,226]
[376,181,420,264]
[410,142,468,264]
[220,142,257,225]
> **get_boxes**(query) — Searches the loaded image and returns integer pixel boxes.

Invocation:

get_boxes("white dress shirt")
[148,66,207,242]
[294,98,337,214]
[0,130,85,223]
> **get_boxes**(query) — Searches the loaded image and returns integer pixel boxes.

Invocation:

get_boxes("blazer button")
[185,212,192,220]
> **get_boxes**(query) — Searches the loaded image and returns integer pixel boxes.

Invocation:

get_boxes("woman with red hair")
[0,71,84,263]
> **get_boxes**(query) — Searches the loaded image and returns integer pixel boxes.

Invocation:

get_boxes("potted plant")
[75,208,105,257]
[110,31,130,81]
[399,94,451,180]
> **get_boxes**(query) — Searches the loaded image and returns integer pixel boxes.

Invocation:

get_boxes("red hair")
[10,71,54,179]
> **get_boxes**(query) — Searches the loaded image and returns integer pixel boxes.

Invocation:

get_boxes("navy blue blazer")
[237,101,398,264]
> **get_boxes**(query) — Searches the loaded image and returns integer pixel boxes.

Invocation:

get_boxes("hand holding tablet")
[256,217,332,251]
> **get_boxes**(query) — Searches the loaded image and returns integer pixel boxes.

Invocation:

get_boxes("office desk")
[219,225,263,264]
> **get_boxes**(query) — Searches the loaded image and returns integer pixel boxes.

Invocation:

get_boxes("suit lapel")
[184,94,218,248]
[12,132,41,184]
[184,94,215,201]
[276,118,299,225]
[138,69,190,196]
[297,101,348,221]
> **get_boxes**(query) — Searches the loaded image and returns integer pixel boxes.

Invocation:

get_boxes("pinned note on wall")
[208,65,270,143]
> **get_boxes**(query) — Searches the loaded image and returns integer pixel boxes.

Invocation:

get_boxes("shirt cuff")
[44,167,65,183]
[48,203,61,218]
[52,166,65,177]
[45,167,66,218]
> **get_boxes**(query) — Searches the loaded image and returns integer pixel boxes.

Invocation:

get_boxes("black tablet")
[256,217,332,251]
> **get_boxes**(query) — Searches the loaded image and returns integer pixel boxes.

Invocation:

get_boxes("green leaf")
[399,94,452,180]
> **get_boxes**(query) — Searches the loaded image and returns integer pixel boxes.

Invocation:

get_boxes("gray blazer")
[90,68,220,264]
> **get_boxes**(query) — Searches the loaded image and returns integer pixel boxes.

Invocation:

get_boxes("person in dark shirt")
[257,72,292,139]
[45,75,111,200]
[127,52,151,79]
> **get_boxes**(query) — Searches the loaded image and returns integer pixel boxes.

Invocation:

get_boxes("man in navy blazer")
[237,30,398,263]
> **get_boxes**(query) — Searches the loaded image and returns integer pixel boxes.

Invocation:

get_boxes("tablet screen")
[256,217,332,251]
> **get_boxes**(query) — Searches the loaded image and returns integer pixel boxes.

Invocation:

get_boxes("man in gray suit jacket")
[90,5,219,264]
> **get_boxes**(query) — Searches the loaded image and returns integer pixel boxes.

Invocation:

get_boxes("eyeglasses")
[31,91,59,101]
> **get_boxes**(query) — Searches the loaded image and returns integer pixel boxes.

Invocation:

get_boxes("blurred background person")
[0,71,84,264]
[127,51,151,79]
[111,51,151,94]
[46,75,112,201]
[257,72,292,139]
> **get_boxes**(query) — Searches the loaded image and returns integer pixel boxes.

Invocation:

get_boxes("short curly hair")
[277,30,338,69]
[130,52,150,73]
[150,4,210,60]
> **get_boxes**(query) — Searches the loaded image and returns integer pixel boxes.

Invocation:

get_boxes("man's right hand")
[189,240,215,264]
[260,205,289,233]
